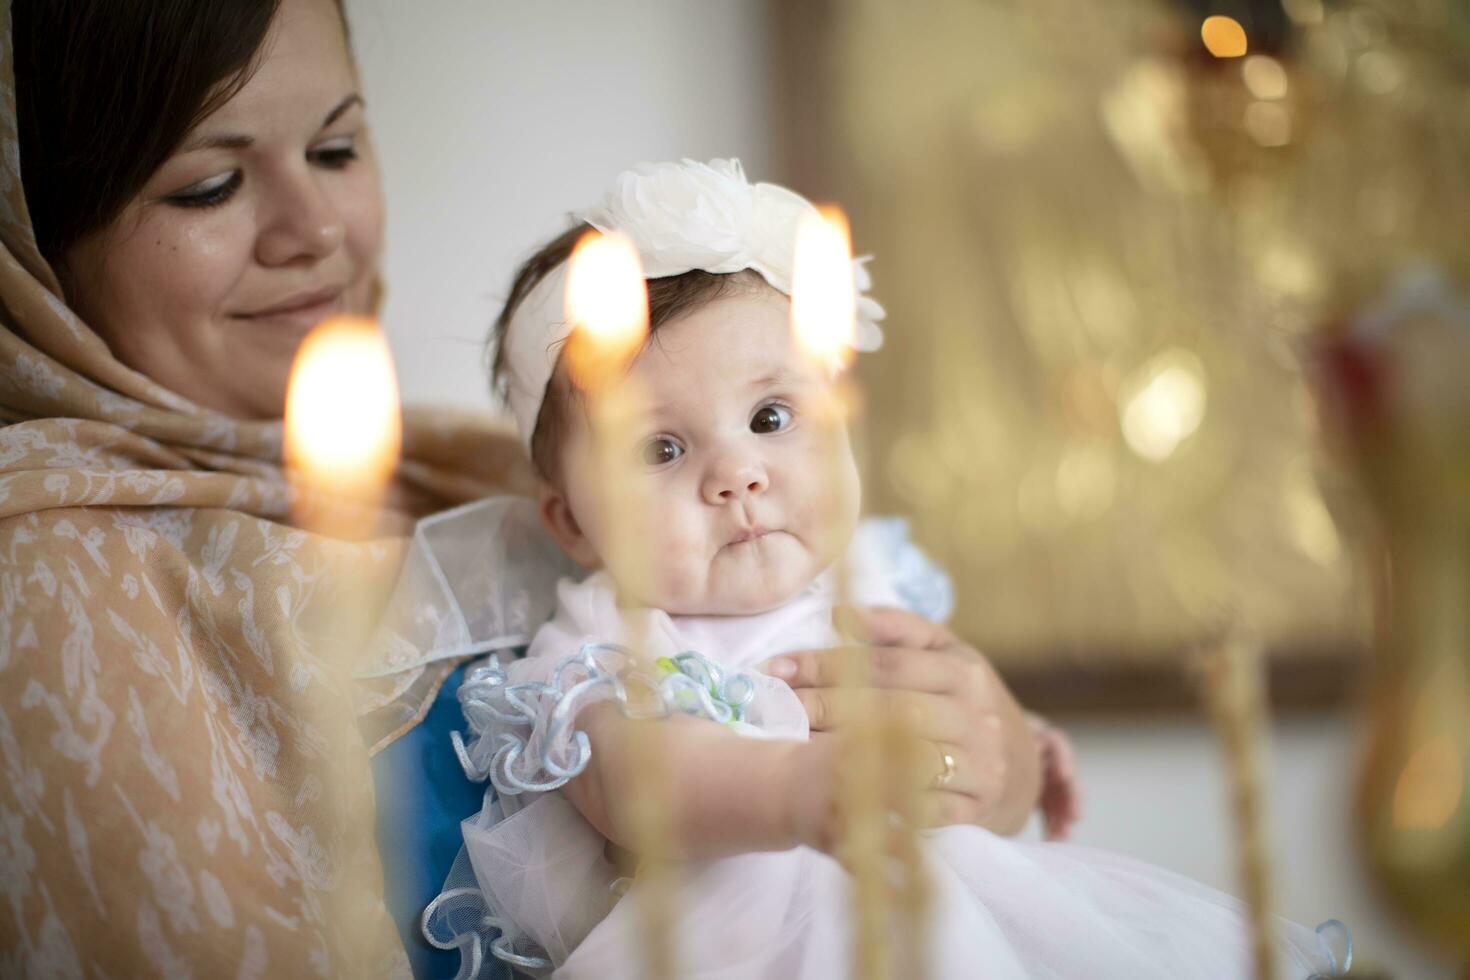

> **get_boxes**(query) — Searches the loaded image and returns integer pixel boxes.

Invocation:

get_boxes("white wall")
[347,3,1456,977]
[1058,714,1455,979]
[347,0,772,412]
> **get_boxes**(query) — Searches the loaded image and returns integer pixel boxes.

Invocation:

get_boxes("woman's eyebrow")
[180,132,254,153]
[321,94,364,129]
[178,95,363,154]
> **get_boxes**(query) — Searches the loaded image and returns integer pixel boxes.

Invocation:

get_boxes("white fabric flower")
[504,159,885,448]
[581,158,884,351]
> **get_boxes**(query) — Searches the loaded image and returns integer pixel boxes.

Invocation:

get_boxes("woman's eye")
[750,404,792,434]
[165,171,242,209]
[309,136,359,170]
[641,438,684,466]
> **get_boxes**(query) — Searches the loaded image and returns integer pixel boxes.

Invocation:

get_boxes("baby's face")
[553,286,861,615]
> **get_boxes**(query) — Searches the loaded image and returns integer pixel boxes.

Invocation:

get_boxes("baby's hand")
[1029,715,1083,841]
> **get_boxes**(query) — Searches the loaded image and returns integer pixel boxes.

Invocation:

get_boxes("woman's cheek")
[112,211,242,349]
[171,211,255,307]
[338,150,386,266]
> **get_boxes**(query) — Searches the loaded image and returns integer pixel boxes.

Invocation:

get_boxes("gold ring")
[934,750,957,790]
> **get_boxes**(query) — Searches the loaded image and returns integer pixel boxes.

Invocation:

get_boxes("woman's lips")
[234,288,345,330]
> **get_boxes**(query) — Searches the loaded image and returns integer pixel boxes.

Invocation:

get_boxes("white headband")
[501,158,885,450]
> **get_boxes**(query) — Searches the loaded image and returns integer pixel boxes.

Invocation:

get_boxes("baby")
[432,160,1349,980]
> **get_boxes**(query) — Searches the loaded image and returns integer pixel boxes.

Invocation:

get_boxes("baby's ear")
[537,481,600,569]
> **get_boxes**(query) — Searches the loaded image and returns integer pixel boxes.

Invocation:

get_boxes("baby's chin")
[664,587,806,617]
[644,562,818,617]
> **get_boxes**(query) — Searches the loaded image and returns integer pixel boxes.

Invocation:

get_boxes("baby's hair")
[490,222,768,484]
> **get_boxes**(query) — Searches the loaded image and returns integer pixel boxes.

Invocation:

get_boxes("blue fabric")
[374,662,492,979]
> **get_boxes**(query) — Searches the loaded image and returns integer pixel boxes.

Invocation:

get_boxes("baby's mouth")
[727,526,774,547]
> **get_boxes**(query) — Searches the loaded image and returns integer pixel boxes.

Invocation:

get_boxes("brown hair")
[13,0,345,263]
[490,223,768,483]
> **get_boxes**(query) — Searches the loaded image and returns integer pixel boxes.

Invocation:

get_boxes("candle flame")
[791,205,857,371]
[564,229,649,391]
[284,316,402,503]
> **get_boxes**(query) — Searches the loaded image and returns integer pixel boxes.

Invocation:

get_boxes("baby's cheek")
[645,518,709,604]
[653,566,703,610]
[797,480,858,564]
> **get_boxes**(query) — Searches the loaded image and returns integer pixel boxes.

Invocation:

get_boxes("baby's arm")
[562,703,834,860]
[562,703,923,861]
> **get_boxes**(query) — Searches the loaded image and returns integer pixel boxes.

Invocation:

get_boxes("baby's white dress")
[427,524,1348,980]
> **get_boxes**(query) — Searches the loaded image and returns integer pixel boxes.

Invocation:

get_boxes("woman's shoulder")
[2,505,185,609]
[0,505,297,710]
[0,503,291,613]
[0,500,400,975]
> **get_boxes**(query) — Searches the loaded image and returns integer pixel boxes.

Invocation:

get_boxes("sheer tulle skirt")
[460,794,1342,980]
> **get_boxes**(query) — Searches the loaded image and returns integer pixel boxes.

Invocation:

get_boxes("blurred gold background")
[774,1,1470,967]
[773,0,1467,712]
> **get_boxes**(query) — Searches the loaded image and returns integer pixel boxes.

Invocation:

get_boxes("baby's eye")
[750,404,792,435]
[641,437,684,466]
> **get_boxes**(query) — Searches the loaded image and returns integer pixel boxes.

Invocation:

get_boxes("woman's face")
[62,0,384,420]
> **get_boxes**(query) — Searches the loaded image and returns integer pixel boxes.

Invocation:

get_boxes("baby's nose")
[703,460,769,504]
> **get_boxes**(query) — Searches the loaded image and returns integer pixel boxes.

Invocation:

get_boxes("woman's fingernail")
[766,658,796,679]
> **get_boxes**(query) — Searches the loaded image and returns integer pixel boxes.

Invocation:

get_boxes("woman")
[0,0,1069,975]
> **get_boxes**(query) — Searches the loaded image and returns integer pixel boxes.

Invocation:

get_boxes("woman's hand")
[766,606,1043,836]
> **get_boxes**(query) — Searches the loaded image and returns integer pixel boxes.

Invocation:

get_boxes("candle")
[792,206,927,980]
[562,229,656,624]
[562,230,676,980]
[561,229,649,587]
[1199,627,1278,980]
[564,230,650,392]
[284,315,402,536]
[282,314,404,969]
[792,205,860,371]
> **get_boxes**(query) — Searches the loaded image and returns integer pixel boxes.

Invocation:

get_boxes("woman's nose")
[701,455,769,505]
[255,172,346,267]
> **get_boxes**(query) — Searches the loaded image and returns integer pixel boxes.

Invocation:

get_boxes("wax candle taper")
[563,230,676,980]
[792,206,928,980]
[282,314,405,967]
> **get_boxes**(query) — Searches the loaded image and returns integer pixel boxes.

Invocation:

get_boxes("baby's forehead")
[638,352,815,415]
[633,294,818,393]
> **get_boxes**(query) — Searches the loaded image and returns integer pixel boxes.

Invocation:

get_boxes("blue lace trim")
[421,885,551,979]
[1307,918,1353,978]
[864,516,954,623]
[432,645,760,976]
[451,643,758,797]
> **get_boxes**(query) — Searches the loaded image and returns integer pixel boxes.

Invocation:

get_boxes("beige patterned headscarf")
[0,3,533,974]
